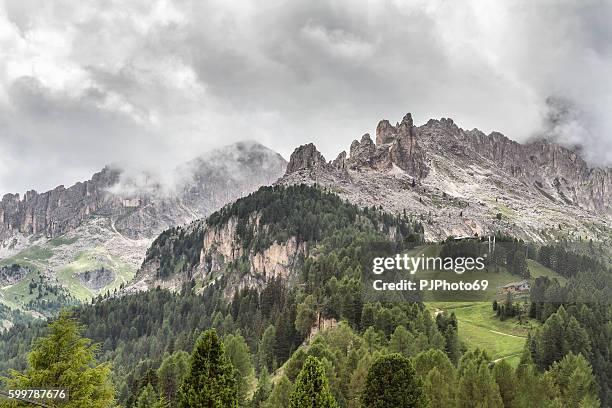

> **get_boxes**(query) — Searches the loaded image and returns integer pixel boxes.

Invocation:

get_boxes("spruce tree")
[361,353,426,408]
[265,375,293,408]
[457,360,503,408]
[2,311,115,408]
[178,329,238,408]
[289,356,337,408]
[224,332,254,405]
[136,383,158,408]
[492,360,517,408]
[250,367,272,408]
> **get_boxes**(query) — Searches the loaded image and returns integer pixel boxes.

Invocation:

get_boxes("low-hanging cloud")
[0,0,610,194]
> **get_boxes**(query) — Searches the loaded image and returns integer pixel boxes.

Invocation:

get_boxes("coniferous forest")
[0,185,610,407]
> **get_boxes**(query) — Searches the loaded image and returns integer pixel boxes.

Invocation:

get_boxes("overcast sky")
[1,0,611,194]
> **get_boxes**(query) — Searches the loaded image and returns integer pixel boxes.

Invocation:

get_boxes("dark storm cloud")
[0,0,610,194]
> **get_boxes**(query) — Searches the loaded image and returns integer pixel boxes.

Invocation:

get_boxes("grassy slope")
[413,245,567,366]
[56,247,136,301]
[1,236,136,307]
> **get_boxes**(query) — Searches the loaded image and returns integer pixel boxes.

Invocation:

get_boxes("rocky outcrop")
[285,114,429,180]
[134,213,308,294]
[0,264,29,286]
[346,113,429,178]
[198,215,308,283]
[286,143,329,173]
[349,134,377,166]
[74,268,116,291]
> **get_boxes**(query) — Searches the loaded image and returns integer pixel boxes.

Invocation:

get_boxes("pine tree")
[178,329,239,408]
[224,332,254,406]
[388,325,416,357]
[2,311,115,408]
[361,353,426,408]
[412,349,456,407]
[457,360,503,408]
[250,367,272,408]
[264,374,293,408]
[289,356,338,408]
[423,367,455,408]
[257,325,276,372]
[347,353,375,408]
[492,360,517,408]
[157,350,190,406]
[136,383,158,408]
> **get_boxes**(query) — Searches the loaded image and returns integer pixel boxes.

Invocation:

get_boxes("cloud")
[0,0,610,194]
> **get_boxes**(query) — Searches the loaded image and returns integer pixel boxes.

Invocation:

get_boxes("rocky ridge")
[280,113,611,242]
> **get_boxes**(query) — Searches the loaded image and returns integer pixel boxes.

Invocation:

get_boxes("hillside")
[128,184,424,293]
[0,141,286,319]
[1,184,609,407]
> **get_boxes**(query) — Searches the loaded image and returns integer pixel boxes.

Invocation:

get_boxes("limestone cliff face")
[133,213,308,294]
[0,168,121,240]
[198,215,308,283]
[0,141,287,243]
[445,123,611,214]
[284,112,611,215]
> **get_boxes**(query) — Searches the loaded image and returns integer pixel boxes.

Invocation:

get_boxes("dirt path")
[493,353,521,363]
[489,329,525,339]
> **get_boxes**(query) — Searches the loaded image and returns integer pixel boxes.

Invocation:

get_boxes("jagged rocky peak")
[375,113,416,145]
[284,112,429,179]
[286,143,329,173]
[332,151,348,172]
[376,120,396,145]
[349,134,376,165]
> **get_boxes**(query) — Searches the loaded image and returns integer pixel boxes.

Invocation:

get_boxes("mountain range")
[1,113,611,321]
[0,141,286,319]
[281,113,611,242]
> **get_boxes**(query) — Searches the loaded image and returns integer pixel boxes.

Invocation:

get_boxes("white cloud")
[0,0,610,194]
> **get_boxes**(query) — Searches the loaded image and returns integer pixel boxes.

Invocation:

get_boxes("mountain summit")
[281,113,611,242]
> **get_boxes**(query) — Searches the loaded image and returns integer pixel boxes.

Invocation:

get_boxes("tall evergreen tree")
[492,360,517,408]
[548,352,600,408]
[457,360,503,408]
[289,356,338,408]
[135,383,158,408]
[224,332,255,406]
[157,351,189,406]
[361,353,425,408]
[178,329,238,408]
[2,311,115,408]
[264,375,293,408]
[388,325,416,357]
[250,367,272,408]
